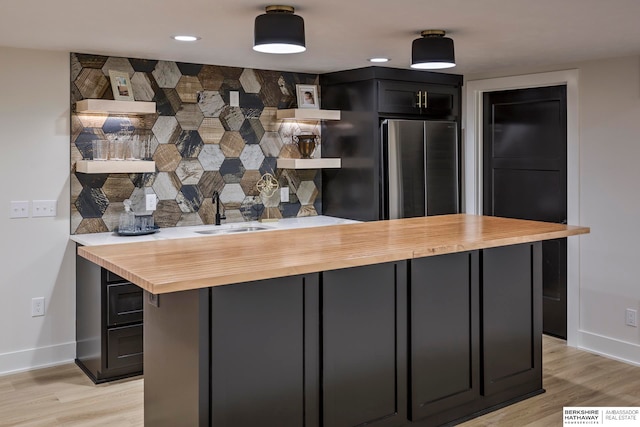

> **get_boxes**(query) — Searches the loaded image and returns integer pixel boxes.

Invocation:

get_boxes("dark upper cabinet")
[322,262,408,427]
[377,80,458,117]
[320,67,462,221]
[409,252,480,423]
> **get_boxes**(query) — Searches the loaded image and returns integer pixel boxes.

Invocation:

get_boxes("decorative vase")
[293,134,318,159]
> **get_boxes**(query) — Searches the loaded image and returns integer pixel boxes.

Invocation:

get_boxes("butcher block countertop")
[77,214,589,295]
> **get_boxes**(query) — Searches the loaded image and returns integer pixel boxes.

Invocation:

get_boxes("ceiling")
[2,0,640,75]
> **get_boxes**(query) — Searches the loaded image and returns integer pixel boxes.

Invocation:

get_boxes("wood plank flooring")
[0,336,638,426]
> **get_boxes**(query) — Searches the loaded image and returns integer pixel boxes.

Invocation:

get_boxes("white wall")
[465,56,640,365]
[0,46,75,374]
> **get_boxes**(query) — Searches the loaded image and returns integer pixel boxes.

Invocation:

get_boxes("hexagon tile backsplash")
[71,53,323,234]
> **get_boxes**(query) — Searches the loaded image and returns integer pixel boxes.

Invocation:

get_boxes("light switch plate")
[10,201,29,218]
[280,187,289,202]
[32,200,57,217]
[230,91,240,107]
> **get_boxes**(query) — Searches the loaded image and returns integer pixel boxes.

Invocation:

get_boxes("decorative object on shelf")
[255,173,280,222]
[411,30,456,70]
[118,199,136,234]
[92,139,109,160]
[239,196,265,222]
[293,133,318,158]
[108,70,135,101]
[253,5,305,54]
[296,84,319,109]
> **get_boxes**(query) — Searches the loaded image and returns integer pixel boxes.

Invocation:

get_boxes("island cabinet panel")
[481,242,543,399]
[211,274,320,427]
[408,252,480,424]
[322,262,408,427]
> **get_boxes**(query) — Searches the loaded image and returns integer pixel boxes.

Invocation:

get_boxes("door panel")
[483,85,568,338]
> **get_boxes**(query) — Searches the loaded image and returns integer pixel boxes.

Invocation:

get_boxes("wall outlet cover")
[10,201,29,218]
[32,200,57,217]
[31,297,45,317]
[145,194,157,211]
[280,187,289,203]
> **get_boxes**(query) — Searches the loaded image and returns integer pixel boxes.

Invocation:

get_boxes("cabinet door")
[482,243,543,397]
[106,324,143,370]
[210,274,319,427]
[409,252,479,422]
[322,262,407,427]
[378,80,457,116]
[107,283,143,326]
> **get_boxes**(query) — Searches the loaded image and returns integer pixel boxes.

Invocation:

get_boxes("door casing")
[464,70,580,346]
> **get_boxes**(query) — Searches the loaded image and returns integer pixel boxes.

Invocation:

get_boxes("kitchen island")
[78,214,589,427]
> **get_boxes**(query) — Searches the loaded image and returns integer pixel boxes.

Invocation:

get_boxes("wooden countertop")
[77,214,589,294]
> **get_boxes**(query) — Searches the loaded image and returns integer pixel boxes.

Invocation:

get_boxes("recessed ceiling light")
[369,57,390,63]
[172,35,200,42]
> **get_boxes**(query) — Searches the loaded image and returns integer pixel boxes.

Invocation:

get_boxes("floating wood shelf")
[277,158,341,169]
[276,109,341,121]
[75,99,157,115]
[76,160,156,174]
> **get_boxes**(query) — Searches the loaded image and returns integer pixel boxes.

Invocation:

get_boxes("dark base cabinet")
[76,253,143,384]
[142,243,542,427]
[323,262,408,427]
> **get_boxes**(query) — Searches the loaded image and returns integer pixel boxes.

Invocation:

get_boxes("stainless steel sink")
[195,226,271,235]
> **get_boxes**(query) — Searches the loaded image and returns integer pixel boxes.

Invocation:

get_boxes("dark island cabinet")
[322,262,408,427]
[481,243,543,400]
[76,252,143,384]
[409,252,480,424]
[142,244,544,427]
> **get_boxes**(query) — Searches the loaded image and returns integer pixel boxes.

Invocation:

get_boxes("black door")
[483,85,568,338]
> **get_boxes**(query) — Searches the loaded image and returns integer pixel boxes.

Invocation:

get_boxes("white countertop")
[70,215,359,246]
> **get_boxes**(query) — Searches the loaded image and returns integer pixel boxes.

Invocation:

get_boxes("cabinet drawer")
[107,283,143,326]
[378,80,456,116]
[106,270,126,283]
[107,324,143,370]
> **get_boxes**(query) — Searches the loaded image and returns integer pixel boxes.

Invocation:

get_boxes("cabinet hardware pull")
[422,91,428,109]
[416,91,422,108]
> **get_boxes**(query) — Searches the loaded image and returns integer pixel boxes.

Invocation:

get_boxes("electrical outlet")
[32,200,57,217]
[32,297,45,317]
[625,308,637,327]
[280,187,289,203]
[146,193,157,211]
[10,201,29,218]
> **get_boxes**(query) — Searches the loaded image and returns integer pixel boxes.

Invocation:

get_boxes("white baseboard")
[577,331,640,367]
[0,341,75,376]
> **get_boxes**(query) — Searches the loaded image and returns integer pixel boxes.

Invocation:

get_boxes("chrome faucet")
[212,191,226,226]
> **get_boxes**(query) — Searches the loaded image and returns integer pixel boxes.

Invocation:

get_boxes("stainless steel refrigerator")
[381,119,459,219]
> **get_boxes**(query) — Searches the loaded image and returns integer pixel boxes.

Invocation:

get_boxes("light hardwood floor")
[0,336,638,426]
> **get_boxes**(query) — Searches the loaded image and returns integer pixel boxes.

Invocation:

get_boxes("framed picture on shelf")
[108,70,134,101]
[296,84,319,109]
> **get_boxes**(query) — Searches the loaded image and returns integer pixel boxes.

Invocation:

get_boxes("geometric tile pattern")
[71,53,322,234]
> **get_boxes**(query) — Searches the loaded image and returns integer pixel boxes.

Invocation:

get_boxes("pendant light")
[253,5,306,54]
[411,30,455,70]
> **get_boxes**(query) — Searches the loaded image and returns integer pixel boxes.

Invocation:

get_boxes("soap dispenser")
[118,199,135,234]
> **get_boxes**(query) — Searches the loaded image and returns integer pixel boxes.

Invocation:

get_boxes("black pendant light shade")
[253,5,306,54]
[411,30,455,70]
